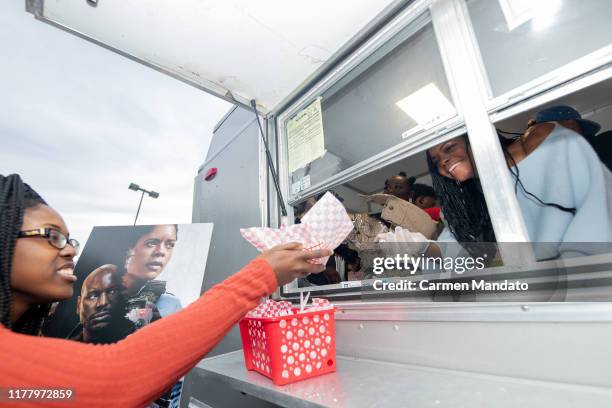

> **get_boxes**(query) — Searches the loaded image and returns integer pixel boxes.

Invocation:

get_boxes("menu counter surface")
[192,350,612,408]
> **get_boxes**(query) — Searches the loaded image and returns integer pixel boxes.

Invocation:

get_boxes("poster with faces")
[43,223,213,408]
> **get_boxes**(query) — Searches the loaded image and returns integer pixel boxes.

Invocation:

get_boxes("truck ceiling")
[26,0,401,114]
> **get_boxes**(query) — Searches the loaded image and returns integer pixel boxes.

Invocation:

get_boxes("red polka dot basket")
[239,307,336,385]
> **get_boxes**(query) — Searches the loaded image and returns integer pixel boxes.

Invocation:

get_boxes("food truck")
[26,0,612,406]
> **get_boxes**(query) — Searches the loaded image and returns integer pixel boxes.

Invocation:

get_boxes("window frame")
[276,1,462,205]
[270,0,612,298]
[462,0,612,112]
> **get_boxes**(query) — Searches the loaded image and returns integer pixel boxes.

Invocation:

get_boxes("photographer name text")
[373,279,529,291]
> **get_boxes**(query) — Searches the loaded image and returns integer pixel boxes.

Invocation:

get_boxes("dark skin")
[427,138,476,182]
[77,265,125,343]
[10,204,77,325]
[258,243,332,285]
[509,119,582,162]
[384,175,413,201]
[9,204,331,326]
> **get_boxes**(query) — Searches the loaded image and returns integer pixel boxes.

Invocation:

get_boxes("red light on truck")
[204,167,218,181]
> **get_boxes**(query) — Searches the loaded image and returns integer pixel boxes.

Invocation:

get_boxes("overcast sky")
[0,1,232,245]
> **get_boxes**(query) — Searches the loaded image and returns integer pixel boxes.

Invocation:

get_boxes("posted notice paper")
[287,98,325,172]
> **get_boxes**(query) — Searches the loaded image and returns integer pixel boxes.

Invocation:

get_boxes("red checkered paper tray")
[246,297,333,318]
[240,192,354,264]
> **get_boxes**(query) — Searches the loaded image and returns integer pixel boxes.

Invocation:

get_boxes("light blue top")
[156,293,183,317]
[438,123,612,259]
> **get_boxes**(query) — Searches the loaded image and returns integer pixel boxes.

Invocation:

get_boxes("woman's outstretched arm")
[0,258,276,408]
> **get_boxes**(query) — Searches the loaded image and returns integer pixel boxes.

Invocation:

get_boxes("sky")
[0,1,232,245]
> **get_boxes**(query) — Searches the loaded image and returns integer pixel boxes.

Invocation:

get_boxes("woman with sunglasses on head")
[0,174,331,407]
[426,106,612,260]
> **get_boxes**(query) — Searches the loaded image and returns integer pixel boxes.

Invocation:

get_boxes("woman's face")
[428,136,475,182]
[11,204,77,303]
[125,225,177,280]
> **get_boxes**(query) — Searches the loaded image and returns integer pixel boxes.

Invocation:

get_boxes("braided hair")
[426,137,497,244]
[0,174,50,334]
[426,136,500,259]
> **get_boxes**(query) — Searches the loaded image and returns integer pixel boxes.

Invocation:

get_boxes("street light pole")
[128,183,159,225]
[134,190,146,225]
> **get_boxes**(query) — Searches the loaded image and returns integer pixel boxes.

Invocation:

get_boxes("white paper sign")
[287,98,325,172]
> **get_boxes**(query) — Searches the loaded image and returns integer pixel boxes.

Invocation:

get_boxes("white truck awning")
[26,0,401,113]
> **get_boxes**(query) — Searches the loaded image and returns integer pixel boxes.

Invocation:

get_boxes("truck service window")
[292,145,498,289]
[277,4,612,299]
[284,14,457,194]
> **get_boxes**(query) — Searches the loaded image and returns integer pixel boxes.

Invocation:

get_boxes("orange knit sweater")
[0,258,276,408]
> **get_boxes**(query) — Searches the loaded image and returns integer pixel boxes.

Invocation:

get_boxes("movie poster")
[43,223,214,408]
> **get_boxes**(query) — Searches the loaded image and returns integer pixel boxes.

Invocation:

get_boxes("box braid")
[426,141,496,242]
[426,136,499,259]
[0,174,50,334]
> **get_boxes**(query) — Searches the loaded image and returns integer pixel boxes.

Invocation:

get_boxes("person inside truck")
[426,106,612,259]
[526,106,611,173]
[0,173,331,407]
[411,183,441,222]
[383,174,443,224]
[383,172,415,202]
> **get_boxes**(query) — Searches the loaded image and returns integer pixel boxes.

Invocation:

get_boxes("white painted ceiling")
[36,0,397,112]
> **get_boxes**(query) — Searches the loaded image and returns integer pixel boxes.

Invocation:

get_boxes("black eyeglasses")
[18,228,80,255]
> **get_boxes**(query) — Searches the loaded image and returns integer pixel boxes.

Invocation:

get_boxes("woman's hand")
[258,243,332,286]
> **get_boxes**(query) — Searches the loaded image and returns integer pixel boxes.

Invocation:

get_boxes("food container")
[239,307,336,385]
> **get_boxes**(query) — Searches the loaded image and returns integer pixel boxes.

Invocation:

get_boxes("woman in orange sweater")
[0,174,331,407]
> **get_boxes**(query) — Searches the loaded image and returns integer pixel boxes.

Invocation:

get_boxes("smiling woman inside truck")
[426,107,612,259]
